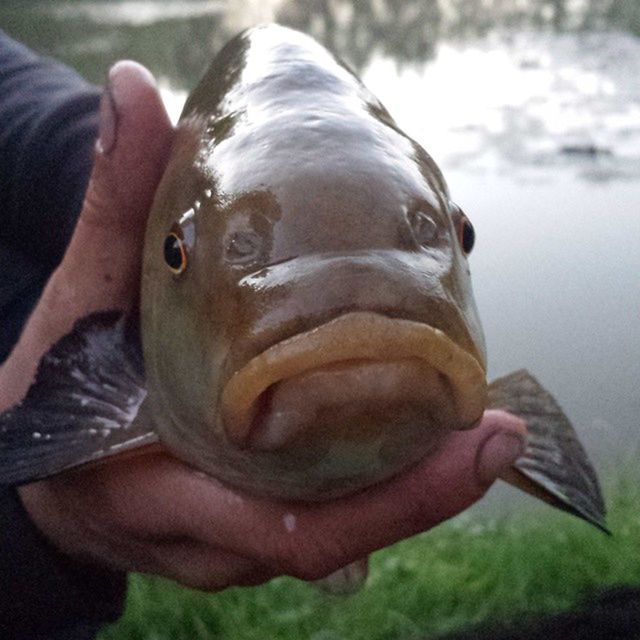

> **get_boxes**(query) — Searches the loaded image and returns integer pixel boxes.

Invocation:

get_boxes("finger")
[109,411,525,579]
[48,411,524,580]
[19,462,276,591]
[0,61,173,407]
[268,410,526,577]
[140,540,276,591]
[67,61,173,294]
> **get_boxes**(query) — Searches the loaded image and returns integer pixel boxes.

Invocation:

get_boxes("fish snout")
[233,252,483,367]
[217,314,486,498]
[212,253,486,498]
[248,358,454,452]
[222,311,486,447]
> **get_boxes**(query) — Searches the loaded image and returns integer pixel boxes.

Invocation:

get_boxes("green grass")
[100,473,640,640]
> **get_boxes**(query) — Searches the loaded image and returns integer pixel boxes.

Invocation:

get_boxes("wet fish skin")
[139,24,486,498]
[0,25,606,532]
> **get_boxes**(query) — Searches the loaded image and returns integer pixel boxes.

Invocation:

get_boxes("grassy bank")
[100,475,640,640]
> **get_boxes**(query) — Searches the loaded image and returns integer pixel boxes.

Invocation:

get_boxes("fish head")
[141,25,487,499]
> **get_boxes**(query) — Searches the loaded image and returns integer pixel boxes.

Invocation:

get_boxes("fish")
[0,25,606,535]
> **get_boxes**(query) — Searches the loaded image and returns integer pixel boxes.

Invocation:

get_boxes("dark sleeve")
[0,488,126,640]
[0,30,101,362]
[0,31,127,638]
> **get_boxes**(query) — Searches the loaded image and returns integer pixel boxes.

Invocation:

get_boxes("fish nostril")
[409,210,438,248]
[224,230,264,266]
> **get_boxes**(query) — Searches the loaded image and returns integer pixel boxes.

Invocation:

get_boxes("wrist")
[0,485,126,636]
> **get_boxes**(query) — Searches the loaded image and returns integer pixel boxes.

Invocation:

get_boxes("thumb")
[0,61,173,407]
[474,409,528,487]
[56,60,173,315]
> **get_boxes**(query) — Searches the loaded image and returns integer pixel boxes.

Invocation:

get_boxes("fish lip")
[219,311,487,447]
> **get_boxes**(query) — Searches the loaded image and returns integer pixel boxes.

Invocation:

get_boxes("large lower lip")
[220,312,487,449]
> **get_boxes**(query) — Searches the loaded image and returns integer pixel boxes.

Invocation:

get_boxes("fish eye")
[459,217,475,254]
[449,202,475,255]
[164,231,187,274]
[225,230,263,266]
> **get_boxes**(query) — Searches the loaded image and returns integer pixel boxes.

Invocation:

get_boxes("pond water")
[1,0,638,483]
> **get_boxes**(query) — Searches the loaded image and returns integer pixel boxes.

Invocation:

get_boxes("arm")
[0,54,526,637]
[0,488,125,638]
[0,30,99,361]
[0,32,124,639]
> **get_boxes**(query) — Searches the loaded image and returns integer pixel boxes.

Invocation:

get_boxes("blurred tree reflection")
[0,3,234,87]
[276,0,442,70]
[605,0,640,36]
[0,0,637,90]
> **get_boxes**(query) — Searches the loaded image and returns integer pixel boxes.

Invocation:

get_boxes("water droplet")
[283,512,297,533]
[223,491,244,506]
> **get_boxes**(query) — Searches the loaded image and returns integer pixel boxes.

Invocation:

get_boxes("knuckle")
[270,533,348,582]
[167,560,261,594]
[81,175,116,226]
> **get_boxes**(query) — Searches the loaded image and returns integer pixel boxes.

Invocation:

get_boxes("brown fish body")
[0,26,606,532]
[140,24,488,499]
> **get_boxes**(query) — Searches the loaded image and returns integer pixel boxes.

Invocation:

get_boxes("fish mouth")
[220,312,487,451]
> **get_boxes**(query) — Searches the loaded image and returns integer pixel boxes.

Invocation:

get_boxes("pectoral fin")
[490,369,608,533]
[0,311,157,486]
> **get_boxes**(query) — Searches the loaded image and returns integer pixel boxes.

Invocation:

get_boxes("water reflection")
[363,30,640,182]
[0,0,638,468]
[0,1,232,87]
[276,0,442,70]
[1,0,639,88]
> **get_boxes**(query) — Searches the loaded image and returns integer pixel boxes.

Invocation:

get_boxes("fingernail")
[97,75,118,155]
[476,431,526,485]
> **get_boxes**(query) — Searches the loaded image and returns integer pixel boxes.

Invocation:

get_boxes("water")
[1,0,638,476]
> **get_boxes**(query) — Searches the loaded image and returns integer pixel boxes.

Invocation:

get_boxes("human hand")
[1,62,526,591]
